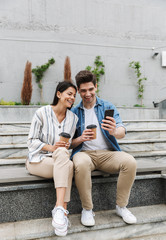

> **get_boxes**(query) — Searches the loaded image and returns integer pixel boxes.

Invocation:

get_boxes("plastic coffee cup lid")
[59,132,71,138]
[87,124,97,129]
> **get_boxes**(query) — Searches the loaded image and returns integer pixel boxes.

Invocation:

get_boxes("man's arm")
[101,116,125,139]
[70,129,94,148]
[112,126,125,139]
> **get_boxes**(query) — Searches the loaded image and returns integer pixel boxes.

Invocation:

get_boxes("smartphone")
[104,109,114,119]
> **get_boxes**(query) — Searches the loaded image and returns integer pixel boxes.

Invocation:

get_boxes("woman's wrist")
[42,144,54,152]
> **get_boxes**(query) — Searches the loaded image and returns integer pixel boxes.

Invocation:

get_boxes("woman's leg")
[27,147,73,206]
[26,157,54,178]
[52,147,73,204]
[27,148,73,236]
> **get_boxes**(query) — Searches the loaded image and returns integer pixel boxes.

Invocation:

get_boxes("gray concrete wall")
[0,0,166,107]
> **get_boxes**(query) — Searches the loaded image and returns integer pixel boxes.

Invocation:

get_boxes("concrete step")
[118,138,166,152]
[124,128,166,140]
[0,140,166,159]
[0,106,159,122]
[1,204,166,240]
[0,167,44,183]
[1,151,166,170]
[118,107,159,120]
[124,119,166,130]
[1,119,166,134]
[1,159,166,183]
[0,144,28,159]
[132,150,166,162]
[0,122,30,133]
[0,158,166,175]
[0,160,166,223]
[0,132,28,144]
[129,233,166,240]
[1,128,166,145]
[0,158,26,168]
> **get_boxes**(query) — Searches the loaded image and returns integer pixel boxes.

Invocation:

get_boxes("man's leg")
[96,150,137,224]
[73,151,95,209]
[73,151,95,226]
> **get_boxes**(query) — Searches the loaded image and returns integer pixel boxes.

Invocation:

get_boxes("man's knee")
[121,153,137,172]
[73,152,92,172]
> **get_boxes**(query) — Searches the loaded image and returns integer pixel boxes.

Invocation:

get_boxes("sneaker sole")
[116,212,137,224]
[54,228,67,237]
[81,219,95,227]
[52,219,67,229]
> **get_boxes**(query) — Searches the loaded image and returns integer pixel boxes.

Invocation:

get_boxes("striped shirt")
[27,105,78,163]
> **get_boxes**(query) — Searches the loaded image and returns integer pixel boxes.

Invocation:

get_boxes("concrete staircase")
[0,119,166,240]
[120,120,166,164]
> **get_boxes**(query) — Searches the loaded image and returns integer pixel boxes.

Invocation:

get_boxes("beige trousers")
[27,147,73,202]
[73,150,137,209]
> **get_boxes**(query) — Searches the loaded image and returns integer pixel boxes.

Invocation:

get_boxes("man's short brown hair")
[75,70,96,89]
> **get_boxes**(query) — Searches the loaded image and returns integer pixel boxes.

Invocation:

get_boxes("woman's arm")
[27,111,68,154]
[27,112,46,155]
[42,142,69,152]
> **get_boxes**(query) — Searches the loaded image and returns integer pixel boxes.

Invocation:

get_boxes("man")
[71,70,137,226]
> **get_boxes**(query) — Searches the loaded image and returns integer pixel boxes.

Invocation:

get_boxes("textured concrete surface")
[0,173,165,223]
[0,204,166,240]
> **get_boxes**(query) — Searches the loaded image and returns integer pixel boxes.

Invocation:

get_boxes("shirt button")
[59,125,61,128]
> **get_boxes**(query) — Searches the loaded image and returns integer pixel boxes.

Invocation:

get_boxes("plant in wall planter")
[21,61,32,105]
[64,56,72,82]
[129,61,147,107]
[32,58,55,103]
[86,56,105,96]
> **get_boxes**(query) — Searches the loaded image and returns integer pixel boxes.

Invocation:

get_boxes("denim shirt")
[71,97,125,159]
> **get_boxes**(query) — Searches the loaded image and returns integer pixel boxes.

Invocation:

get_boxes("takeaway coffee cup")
[86,124,97,139]
[59,132,71,143]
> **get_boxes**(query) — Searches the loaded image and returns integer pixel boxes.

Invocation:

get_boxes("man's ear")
[95,84,97,92]
[77,87,80,94]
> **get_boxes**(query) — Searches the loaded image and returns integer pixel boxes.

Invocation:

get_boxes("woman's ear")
[57,91,61,99]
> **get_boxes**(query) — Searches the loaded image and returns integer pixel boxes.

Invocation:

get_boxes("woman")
[26,81,78,237]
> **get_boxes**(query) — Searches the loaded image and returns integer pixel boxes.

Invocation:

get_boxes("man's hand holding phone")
[101,109,116,136]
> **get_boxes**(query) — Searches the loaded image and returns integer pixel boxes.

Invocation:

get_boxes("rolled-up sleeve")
[27,112,45,160]
[113,107,126,133]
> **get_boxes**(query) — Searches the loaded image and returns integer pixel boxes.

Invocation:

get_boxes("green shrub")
[86,56,105,96]
[129,61,147,107]
[0,99,15,105]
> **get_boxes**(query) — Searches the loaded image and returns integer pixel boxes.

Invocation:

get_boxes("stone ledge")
[0,106,159,121]
[0,159,166,183]
[0,173,163,193]
[0,160,166,183]
[0,173,165,222]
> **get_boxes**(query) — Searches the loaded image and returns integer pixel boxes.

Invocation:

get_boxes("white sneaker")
[52,206,69,236]
[54,216,69,237]
[116,205,137,224]
[81,208,95,226]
